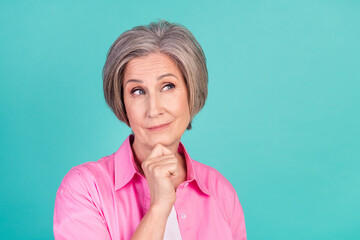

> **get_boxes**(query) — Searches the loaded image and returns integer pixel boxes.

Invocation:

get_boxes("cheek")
[171,93,190,120]
[124,99,143,127]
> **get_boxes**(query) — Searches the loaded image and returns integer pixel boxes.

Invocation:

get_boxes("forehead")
[123,52,182,80]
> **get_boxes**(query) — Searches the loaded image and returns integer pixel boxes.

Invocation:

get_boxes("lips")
[147,122,172,130]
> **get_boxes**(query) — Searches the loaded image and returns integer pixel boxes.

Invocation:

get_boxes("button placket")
[175,185,188,222]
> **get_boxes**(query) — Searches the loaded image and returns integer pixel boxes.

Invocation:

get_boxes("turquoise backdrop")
[1,0,359,239]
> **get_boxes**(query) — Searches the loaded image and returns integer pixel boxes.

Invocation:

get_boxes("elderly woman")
[54,20,246,240]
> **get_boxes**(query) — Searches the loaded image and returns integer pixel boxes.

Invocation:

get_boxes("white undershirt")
[163,205,182,240]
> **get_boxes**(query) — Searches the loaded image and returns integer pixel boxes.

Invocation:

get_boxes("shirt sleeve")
[229,190,247,240]
[53,167,111,240]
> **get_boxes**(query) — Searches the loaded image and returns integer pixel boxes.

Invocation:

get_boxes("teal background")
[1,0,359,239]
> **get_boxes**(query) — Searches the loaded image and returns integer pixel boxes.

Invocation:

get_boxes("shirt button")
[181,213,187,219]
[184,182,189,187]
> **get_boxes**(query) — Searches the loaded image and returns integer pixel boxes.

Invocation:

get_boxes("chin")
[134,123,187,148]
[147,134,179,147]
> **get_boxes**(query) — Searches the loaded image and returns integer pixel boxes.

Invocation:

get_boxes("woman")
[54,20,246,240]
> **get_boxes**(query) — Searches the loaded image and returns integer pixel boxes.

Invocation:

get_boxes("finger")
[142,156,177,175]
[148,144,172,158]
[145,157,177,171]
[141,154,176,170]
[144,154,177,166]
[151,163,178,178]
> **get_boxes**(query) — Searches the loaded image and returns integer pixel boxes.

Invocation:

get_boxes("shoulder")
[54,155,116,239]
[57,153,115,193]
[192,159,237,196]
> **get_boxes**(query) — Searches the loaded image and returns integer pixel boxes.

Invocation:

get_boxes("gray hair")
[103,20,208,130]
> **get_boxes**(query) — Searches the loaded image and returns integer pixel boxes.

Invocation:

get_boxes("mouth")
[147,122,172,131]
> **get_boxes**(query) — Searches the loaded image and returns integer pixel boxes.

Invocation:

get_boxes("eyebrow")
[157,73,178,81]
[124,73,178,87]
[124,79,143,87]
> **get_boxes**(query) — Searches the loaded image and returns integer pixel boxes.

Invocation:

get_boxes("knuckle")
[153,167,163,177]
[155,143,163,148]
[169,156,177,163]
[141,161,148,169]
[170,164,177,170]
[154,143,163,151]
[147,162,155,172]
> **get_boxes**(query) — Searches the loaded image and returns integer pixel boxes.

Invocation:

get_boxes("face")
[123,52,190,150]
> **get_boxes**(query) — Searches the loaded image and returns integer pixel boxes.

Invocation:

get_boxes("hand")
[141,144,180,212]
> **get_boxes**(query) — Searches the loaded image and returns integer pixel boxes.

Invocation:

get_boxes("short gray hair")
[103,20,208,130]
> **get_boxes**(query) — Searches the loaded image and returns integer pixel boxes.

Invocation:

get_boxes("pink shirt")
[53,135,247,239]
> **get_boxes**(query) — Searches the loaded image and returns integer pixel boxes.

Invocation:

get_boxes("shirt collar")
[114,135,210,196]
[114,135,138,191]
[177,141,211,196]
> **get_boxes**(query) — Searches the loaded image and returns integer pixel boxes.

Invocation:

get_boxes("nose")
[146,93,163,118]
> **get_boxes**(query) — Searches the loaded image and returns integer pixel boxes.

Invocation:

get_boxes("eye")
[131,88,145,95]
[162,83,175,91]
